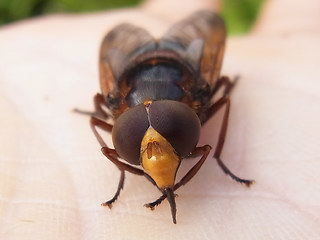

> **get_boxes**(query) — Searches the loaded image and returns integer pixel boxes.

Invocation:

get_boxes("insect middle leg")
[210,76,239,100]
[74,93,110,119]
[90,116,145,207]
[208,96,254,186]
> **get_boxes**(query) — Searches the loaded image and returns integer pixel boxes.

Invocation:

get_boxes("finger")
[252,0,320,34]
[141,0,221,22]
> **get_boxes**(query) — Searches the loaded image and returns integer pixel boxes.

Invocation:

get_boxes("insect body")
[88,11,254,224]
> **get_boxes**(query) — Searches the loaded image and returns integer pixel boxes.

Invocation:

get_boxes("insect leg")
[210,97,254,187]
[144,194,167,210]
[101,169,125,208]
[90,116,145,207]
[90,116,113,148]
[92,93,110,119]
[174,145,212,190]
[74,93,110,119]
[144,145,212,209]
[210,76,239,99]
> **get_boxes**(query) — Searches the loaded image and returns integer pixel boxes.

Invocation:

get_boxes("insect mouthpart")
[140,126,180,224]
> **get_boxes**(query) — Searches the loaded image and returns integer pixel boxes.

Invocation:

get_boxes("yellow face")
[140,127,181,189]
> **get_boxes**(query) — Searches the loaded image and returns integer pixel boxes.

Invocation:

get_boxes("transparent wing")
[99,23,155,95]
[162,11,226,90]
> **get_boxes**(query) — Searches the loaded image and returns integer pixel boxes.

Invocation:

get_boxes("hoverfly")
[79,10,254,224]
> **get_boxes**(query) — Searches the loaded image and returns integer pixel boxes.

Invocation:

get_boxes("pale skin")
[0,0,319,239]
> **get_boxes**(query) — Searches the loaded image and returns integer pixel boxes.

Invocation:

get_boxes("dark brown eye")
[112,104,149,165]
[149,100,201,157]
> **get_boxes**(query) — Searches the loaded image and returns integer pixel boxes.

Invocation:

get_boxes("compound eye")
[112,104,149,165]
[149,100,201,157]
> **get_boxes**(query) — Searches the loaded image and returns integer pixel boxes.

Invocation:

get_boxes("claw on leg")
[101,170,125,209]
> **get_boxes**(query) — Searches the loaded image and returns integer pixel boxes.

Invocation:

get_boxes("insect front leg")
[74,93,110,119]
[208,97,254,186]
[90,116,145,208]
[144,145,212,210]
[101,169,125,208]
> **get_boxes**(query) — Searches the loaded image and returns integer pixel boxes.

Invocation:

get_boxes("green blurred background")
[0,0,264,34]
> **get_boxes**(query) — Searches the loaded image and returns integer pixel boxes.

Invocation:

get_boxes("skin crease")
[0,0,319,239]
